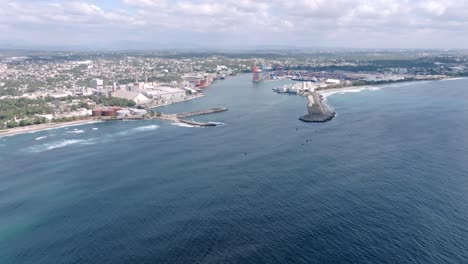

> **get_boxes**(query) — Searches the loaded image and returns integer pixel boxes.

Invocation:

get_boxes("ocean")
[1,74,468,263]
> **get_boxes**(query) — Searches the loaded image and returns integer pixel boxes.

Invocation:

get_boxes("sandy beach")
[0,119,101,138]
[317,76,464,98]
[0,94,206,138]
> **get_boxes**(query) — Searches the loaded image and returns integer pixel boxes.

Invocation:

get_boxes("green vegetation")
[0,98,52,126]
[51,116,85,123]
[148,74,182,83]
[6,117,48,128]
[0,95,137,129]
[88,95,136,107]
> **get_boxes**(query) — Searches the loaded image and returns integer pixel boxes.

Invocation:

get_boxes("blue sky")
[1,0,468,50]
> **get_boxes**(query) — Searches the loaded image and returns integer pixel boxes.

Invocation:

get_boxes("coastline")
[274,75,464,100]
[2,77,464,137]
[316,76,466,98]
[297,77,464,123]
[0,94,207,138]
[149,93,205,109]
[0,119,102,138]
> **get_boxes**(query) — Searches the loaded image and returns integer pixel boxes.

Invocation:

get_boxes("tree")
[19,119,31,126]
[6,121,18,128]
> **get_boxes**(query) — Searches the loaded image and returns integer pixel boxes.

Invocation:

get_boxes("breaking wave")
[132,125,159,132]
[25,123,160,153]
[66,129,85,134]
[320,86,381,98]
[26,139,91,152]
[171,122,197,128]
[208,122,225,127]
[46,139,87,150]
[117,125,160,136]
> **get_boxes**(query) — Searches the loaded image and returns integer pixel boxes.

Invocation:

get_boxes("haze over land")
[1,0,468,50]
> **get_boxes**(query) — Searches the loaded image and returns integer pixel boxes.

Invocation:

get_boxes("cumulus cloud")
[1,0,468,49]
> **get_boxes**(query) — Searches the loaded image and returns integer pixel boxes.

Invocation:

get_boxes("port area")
[299,92,335,123]
[102,107,228,127]
[272,84,335,123]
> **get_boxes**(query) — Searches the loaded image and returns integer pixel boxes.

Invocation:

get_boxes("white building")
[325,79,341,85]
[145,86,186,101]
[112,90,149,104]
[75,88,94,96]
[89,79,104,89]
[49,91,72,99]
[37,114,54,121]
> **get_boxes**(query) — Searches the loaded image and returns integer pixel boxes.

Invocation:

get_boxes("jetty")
[105,107,228,127]
[176,108,228,118]
[299,92,335,123]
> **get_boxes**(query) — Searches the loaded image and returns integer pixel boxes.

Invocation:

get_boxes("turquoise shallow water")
[1,75,468,263]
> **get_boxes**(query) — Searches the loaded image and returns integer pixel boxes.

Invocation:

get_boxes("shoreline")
[296,76,463,123]
[0,119,102,138]
[273,75,463,99]
[0,94,207,138]
[149,93,205,109]
[316,76,466,98]
[2,77,464,137]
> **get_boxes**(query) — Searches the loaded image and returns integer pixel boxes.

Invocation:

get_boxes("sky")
[1,0,468,50]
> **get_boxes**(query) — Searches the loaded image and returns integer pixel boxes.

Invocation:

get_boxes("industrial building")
[112,90,149,104]
[144,86,186,101]
[91,107,122,117]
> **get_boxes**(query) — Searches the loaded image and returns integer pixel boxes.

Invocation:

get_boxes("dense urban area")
[1,49,468,129]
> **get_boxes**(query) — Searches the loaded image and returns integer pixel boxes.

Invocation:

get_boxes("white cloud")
[1,0,468,48]
[419,1,447,16]
[122,0,167,8]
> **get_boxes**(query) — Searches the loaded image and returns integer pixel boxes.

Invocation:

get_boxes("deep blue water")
[1,75,468,263]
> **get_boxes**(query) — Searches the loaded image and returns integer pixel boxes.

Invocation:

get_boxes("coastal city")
[4,0,468,263]
[1,50,468,132]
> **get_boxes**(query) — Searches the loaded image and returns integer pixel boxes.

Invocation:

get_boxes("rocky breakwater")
[299,92,335,123]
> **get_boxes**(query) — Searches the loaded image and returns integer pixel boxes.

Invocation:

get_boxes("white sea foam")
[208,122,225,127]
[92,128,99,130]
[171,122,197,128]
[26,139,90,152]
[46,139,87,150]
[117,125,160,136]
[133,125,159,132]
[320,86,380,98]
[80,140,97,145]
[66,129,85,134]
[441,77,468,81]
[368,87,381,91]
[35,136,48,140]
